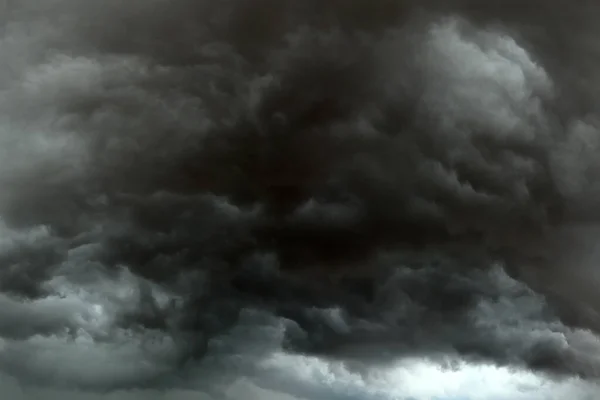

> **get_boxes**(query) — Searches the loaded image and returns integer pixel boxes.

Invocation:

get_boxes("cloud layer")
[2,0,600,398]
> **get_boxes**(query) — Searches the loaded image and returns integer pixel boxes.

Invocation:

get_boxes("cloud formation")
[2,0,600,398]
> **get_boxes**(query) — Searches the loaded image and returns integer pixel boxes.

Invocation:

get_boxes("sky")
[1,0,600,399]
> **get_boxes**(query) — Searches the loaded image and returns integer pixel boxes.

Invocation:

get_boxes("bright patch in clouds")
[250,353,598,400]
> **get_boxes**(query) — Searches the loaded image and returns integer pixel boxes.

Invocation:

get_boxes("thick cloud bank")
[2,0,600,398]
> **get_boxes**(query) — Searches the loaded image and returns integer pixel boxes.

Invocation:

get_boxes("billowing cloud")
[1,0,600,398]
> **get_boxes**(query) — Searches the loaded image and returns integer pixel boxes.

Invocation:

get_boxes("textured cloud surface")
[2,0,600,398]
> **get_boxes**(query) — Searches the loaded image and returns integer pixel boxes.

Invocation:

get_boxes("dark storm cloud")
[1,0,600,395]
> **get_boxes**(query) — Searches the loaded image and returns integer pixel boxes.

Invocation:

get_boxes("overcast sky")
[2,0,600,399]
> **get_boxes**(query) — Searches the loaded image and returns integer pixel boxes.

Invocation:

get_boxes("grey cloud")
[1,0,600,397]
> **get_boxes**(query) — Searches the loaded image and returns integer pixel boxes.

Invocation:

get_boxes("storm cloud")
[2,0,600,398]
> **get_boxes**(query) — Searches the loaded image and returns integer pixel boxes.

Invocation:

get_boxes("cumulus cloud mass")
[2,0,600,399]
